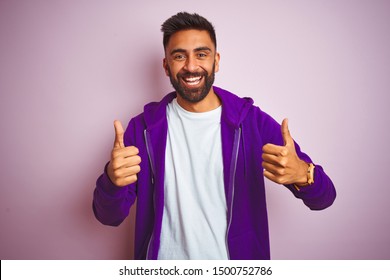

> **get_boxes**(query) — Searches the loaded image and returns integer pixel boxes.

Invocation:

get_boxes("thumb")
[281,118,293,146]
[113,120,125,148]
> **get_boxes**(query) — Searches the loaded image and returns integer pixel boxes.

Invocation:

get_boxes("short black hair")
[161,12,217,50]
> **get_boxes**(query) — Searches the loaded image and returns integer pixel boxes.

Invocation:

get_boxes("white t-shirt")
[158,98,228,260]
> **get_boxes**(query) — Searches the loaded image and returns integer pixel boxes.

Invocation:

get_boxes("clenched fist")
[107,120,141,187]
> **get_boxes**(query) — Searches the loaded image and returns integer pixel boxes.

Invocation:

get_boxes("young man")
[93,12,336,260]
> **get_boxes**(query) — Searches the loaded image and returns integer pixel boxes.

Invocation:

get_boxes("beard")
[167,62,216,103]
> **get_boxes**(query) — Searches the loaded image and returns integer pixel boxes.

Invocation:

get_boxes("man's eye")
[197,53,207,58]
[174,54,185,60]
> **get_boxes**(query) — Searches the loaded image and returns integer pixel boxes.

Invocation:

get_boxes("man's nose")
[184,55,199,72]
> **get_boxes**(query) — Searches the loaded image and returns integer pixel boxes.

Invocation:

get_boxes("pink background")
[1,0,389,259]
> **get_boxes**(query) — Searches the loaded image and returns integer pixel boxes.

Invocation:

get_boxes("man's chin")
[179,79,204,92]
[178,88,208,103]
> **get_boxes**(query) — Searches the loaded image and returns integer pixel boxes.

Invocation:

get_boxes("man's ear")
[163,58,169,76]
[214,52,220,73]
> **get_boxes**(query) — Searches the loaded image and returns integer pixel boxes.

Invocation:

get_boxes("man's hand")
[262,118,308,186]
[107,120,141,187]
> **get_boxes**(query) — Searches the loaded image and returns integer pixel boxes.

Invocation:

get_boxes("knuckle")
[280,158,288,167]
[113,169,122,178]
[112,149,123,159]
[275,177,285,184]
[134,165,141,173]
[116,179,126,187]
[127,175,138,184]
[134,155,142,164]
[280,148,288,156]
[111,161,120,170]
[263,163,272,172]
[273,177,282,184]
[130,146,139,154]
[128,155,140,166]
[110,175,121,186]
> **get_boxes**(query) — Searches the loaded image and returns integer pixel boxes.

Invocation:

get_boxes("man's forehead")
[165,29,215,51]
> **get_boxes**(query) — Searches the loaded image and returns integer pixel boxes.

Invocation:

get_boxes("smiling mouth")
[181,76,203,87]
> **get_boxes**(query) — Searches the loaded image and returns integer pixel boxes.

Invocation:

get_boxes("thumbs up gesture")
[262,118,309,186]
[107,120,141,187]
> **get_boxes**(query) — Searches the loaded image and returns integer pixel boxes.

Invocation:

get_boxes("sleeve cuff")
[98,162,128,196]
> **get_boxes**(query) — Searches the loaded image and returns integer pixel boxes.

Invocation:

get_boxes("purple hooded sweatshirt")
[93,86,336,260]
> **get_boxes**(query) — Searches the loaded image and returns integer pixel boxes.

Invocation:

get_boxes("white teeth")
[184,76,201,82]
[183,76,202,85]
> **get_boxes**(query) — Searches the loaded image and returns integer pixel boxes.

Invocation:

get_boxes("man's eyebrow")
[194,46,212,52]
[170,46,212,55]
[170,48,186,55]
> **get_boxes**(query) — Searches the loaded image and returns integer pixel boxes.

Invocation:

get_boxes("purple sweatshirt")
[93,86,336,260]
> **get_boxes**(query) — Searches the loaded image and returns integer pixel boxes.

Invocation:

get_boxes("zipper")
[144,129,156,259]
[225,126,241,260]
[144,129,156,185]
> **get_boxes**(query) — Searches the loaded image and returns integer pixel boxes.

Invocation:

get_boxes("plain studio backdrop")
[0,0,389,260]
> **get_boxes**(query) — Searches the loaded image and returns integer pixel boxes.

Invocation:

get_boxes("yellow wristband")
[308,163,315,184]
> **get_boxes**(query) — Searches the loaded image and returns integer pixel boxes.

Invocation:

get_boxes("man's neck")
[176,89,221,113]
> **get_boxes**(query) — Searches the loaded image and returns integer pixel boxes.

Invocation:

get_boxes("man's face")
[163,29,220,103]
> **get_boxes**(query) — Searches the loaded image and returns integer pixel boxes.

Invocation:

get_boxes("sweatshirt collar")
[143,86,253,129]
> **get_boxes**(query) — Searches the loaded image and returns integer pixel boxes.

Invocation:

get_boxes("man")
[93,12,336,260]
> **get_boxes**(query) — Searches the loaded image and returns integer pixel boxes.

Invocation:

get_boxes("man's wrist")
[293,162,315,191]
[296,161,310,185]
